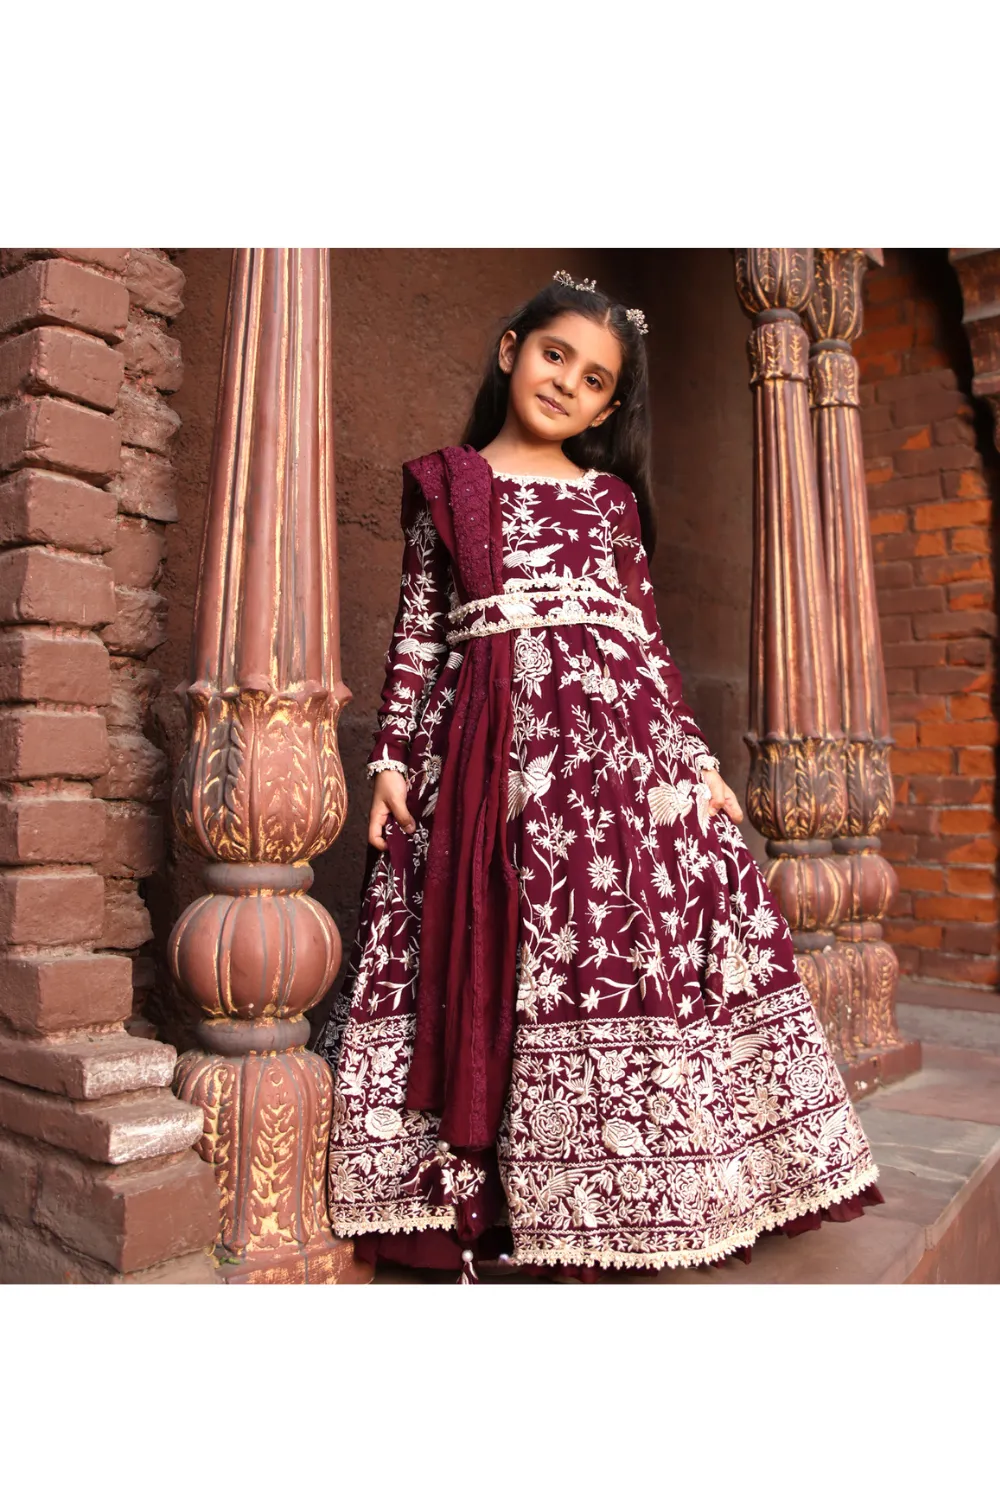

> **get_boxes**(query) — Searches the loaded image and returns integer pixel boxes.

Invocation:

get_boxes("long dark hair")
[461,277,657,555]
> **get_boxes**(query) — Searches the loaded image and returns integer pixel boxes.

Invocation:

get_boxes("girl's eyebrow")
[544,335,614,384]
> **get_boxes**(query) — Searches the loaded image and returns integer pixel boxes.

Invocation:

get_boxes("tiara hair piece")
[625,307,649,336]
[553,269,598,293]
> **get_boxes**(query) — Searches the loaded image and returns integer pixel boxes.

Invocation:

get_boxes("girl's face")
[499,311,622,443]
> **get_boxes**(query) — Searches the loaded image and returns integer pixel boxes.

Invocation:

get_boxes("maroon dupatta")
[402,445,521,1150]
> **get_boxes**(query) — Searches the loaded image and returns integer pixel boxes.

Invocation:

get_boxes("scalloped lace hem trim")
[332,1205,457,1238]
[508,1159,882,1272]
[330,1159,880,1270]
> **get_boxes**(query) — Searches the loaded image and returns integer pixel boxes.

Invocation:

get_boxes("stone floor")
[374,979,1000,1285]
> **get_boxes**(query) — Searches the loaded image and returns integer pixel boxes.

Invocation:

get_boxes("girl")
[316,270,883,1281]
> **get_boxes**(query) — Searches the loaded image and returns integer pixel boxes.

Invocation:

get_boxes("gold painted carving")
[734,248,814,316]
[747,321,811,385]
[809,347,860,409]
[745,736,847,842]
[805,248,870,344]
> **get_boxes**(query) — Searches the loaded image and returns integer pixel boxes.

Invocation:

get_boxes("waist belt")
[445,576,653,646]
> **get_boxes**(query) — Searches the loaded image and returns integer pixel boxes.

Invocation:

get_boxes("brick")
[878,585,945,615]
[890,804,940,834]
[107,446,177,522]
[0,951,132,1034]
[949,580,994,612]
[0,869,104,944]
[0,707,108,779]
[866,273,915,308]
[888,748,952,775]
[875,369,957,403]
[0,630,110,706]
[894,865,944,893]
[102,879,154,949]
[942,470,990,500]
[119,320,183,393]
[918,665,989,695]
[896,443,980,478]
[0,794,105,864]
[867,474,941,509]
[940,808,996,835]
[887,693,945,723]
[873,534,935,563]
[949,694,993,722]
[920,952,1000,986]
[99,804,163,879]
[951,525,991,555]
[0,1032,174,1100]
[0,1078,203,1166]
[857,351,902,380]
[942,833,997,862]
[0,548,115,628]
[53,249,130,274]
[919,721,998,748]
[892,722,917,748]
[106,517,165,590]
[958,750,996,777]
[0,398,121,481]
[882,920,942,948]
[885,642,947,669]
[949,638,993,666]
[864,458,893,486]
[859,403,894,434]
[891,388,972,426]
[933,417,978,447]
[874,561,914,589]
[93,732,168,802]
[0,468,114,554]
[100,586,168,657]
[914,895,999,922]
[913,498,990,531]
[880,830,918,860]
[0,1130,39,1223]
[867,510,908,535]
[0,327,124,412]
[885,668,914,693]
[115,385,181,455]
[879,616,913,644]
[124,251,185,320]
[34,1150,217,1274]
[913,610,996,641]
[106,659,161,731]
[904,346,953,376]
[863,424,930,460]
[917,554,991,586]
[0,259,128,341]
[942,922,999,955]
[945,867,995,897]
[909,775,991,806]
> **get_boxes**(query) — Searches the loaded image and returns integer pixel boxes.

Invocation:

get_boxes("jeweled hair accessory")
[625,307,649,336]
[553,269,598,293]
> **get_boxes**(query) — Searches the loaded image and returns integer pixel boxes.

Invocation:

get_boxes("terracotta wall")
[856,248,1000,987]
[155,249,756,1031]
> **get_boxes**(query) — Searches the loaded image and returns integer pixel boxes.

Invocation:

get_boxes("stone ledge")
[0,1029,175,1099]
[0,1077,203,1164]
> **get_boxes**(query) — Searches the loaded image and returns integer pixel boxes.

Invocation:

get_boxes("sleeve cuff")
[366,748,410,780]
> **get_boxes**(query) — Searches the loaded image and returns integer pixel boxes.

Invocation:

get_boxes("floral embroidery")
[317,471,880,1271]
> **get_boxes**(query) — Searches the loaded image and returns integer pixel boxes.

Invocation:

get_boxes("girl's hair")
[461,278,657,555]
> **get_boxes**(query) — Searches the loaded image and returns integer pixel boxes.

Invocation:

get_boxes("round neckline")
[484,463,601,487]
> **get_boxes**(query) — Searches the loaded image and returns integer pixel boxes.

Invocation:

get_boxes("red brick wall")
[856,249,1000,987]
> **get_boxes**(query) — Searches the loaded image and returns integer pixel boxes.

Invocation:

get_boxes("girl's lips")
[538,394,567,414]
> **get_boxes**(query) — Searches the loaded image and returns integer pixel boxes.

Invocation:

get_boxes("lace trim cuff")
[695,754,720,776]
[366,749,410,780]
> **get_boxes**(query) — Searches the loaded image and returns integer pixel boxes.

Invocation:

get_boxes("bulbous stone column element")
[169,249,370,1283]
[734,250,856,1065]
[804,249,920,1092]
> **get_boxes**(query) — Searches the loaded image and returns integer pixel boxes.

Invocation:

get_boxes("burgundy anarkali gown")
[315,446,882,1276]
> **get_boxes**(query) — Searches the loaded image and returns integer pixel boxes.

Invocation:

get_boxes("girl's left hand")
[701,767,743,823]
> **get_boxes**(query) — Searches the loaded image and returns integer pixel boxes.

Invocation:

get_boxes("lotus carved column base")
[169,861,372,1285]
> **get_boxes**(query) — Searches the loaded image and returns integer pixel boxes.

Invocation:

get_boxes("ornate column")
[169,249,369,1283]
[804,249,920,1091]
[734,250,855,1063]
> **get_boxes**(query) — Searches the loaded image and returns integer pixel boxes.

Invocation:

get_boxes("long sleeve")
[610,481,720,776]
[365,486,455,780]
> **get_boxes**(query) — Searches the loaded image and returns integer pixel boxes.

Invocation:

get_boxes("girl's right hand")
[368,768,416,849]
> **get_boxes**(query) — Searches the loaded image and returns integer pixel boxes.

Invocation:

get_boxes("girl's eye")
[586,375,602,389]
[544,348,561,362]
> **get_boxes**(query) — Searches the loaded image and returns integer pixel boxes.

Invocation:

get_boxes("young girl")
[316,270,883,1281]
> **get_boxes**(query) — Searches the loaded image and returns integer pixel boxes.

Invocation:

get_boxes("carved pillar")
[949,249,1000,453]
[804,250,920,1091]
[169,249,369,1283]
[734,250,857,1063]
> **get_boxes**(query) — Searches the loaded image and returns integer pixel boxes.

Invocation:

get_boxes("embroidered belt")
[445,577,653,646]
